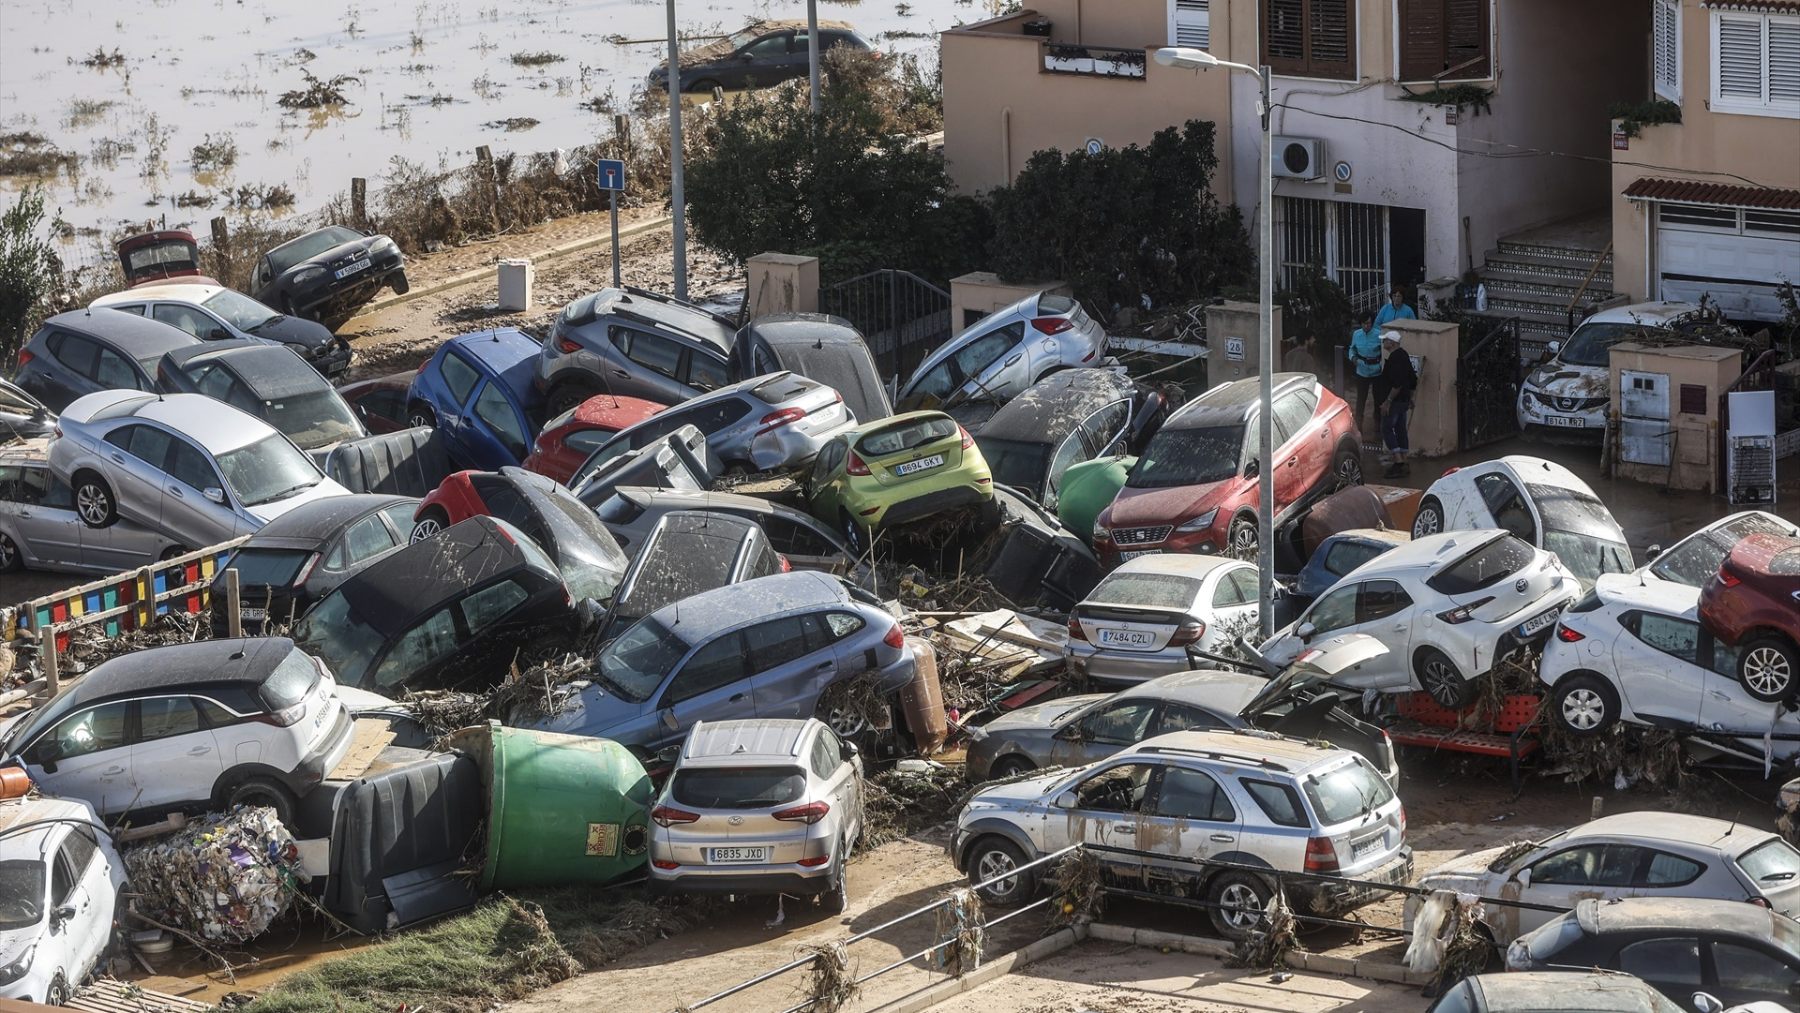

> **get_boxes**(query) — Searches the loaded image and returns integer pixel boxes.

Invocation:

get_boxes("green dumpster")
[1057,454,1135,546]
[448,721,653,890]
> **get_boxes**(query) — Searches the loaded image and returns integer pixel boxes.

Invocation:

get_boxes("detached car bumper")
[287,704,354,795]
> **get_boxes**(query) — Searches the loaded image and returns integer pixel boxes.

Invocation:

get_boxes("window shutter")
[1398,0,1446,80]
[1653,0,1680,98]
[1444,0,1490,77]
[1770,17,1800,103]
[1307,0,1354,76]
[1171,0,1211,50]
[1265,0,1307,69]
[1716,15,1764,100]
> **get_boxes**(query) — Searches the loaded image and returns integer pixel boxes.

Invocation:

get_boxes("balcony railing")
[1042,43,1147,80]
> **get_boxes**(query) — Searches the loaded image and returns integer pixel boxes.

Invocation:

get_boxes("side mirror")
[203,487,226,504]
[1691,993,1725,1013]
[1053,790,1077,810]
[1243,459,1259,479]
[1296,622,1317,641]
[52,904,76,925]
[1546,340,1562,356]
[1053,723,1085,742]
[1645,544,1662,561]
[839,740,860,762]
[659,709,678,734]
[209,328,232,342]
[1515,866,1532,888]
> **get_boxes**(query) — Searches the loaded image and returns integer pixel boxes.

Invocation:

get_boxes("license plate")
[1545,415,1585,428]
[1520,607,1563,636]
[709,847,769,864]
[1097,629,1156,647]
[1120,549,1160,561]
[893,454,944,476]
[334,259,371,279]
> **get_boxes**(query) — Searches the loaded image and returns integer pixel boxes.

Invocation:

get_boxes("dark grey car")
[14,309,201,413]
[536,287,737,414]
[251,225,407,330]
[156,341,366,462]
[647,20,872,93]
[594,510,785,645]
[729,313,893,423]
[592,485,869,582]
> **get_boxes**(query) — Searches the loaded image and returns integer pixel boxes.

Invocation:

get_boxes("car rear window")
[1737,838,1800,886]
[670,767,806,809]
[751,373,816,404]
[858,416,957,457]
[617,536,739,624]
[1038,294,1076,315]
[977,437,1051,491]
[260,647,322,710]
[1090,572,1203,609]
[1427,534,1536,595]
[1241,779,1308,828]
[227,548,313,587]
[1303,759,1395,827]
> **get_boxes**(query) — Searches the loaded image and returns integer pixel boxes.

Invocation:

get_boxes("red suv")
[522,394,666,485]
[1699,532,1800,702]
[1093,373,1362,565]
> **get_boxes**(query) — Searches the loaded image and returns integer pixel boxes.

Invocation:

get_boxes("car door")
[434,350,482,439]
[2,464,83,567]
[810,727,861,846]
[732,30,793,88]
[1291,580,1415,691]
[1137,763,1243,892]
[1203,565,1262,652]
[1514,843,1651,936]
[470,380,533,469]
[128,695,223,810]
[164,432,243,543]
[100,424,171,530]
[1697,633,1795,744]
[46,826,108,984]
[1044,761,1158,883]
[449,578,538,684]
[612,327,696,403]
[20,701,134,814]
[1613,936,1708,1005]
[964,324,1030,400]
[1269,390,1317,511]
[1047,698,1158,768]
[1613,611,1707,725]
[1706,938,1800,1008]
[653,633,754,750]
[1475,472,1538,545]
[744,614,835,717]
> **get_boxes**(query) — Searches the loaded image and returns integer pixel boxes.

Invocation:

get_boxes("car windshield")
[977,437,1051,491]
[538,492,625,602]
[671,766,807,809]
[1127,426,1245,489]
[217,434,322,506]
[226,547,313,587]
[1303,759,1394,826]
[1559,321,1672,368]
[1428,534,1536,595]
[1090,571,1203,608]
[201,289,280,332]
[264,390,362,450]
[291,590,387,688]
[1528,482,1631,584]
[1650,514,1796,586]
[268,226,362,275]
[1738,838,1800,886]
[595,617,688,703]
[0,859,45,930]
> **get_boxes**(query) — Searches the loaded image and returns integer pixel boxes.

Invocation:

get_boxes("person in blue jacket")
[1346,310,1383,435]
[1374,287,1416,328]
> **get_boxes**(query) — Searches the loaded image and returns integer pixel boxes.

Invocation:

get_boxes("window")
[1213,568,1257,607]
[93,346,138,389]
[1157,703,1225,734]
[39,702,131,761]
[1155,766,1236,822]
[665,636,747,704]
[1618,938,1703,988]
[474,383,529,461]
[1711,942,1798,996]
[1428,535,1536,595]
[153,303,218,339]
[1629,612,1701,665]
[1242,778,1308,827]
[58,826,98,882]
[1073,763,1154,813]
[1476,473,1536,542]
[1654,0,1681,100]
[1169,0,1210,50]
[741,31,792,58]
[1079,403,1131,456]
[565,428,611,457]
[1272,391,1315,445]
[1397,0,1491,82]
[684,351,729,392]
[1262,0,1355,80]
[138,697,202,742]
[1642,850,1704,886]
[1357,579,1412,622]
[672,767,805,809]
[617,328,683,379]
[824,611,865,640]
[1712,11,1800,117]
[760,517,837,557]
[52,333,99,376]
[439,353,481,405]
[339,513,399,566]
[1679,383,1708,415]
[459,579,529,631]
[809,733,840,780]
[371,608,459,689]
[1530,844,1642,886]
[1305,584,1358,635]
[1324,539,1387,577]
[51,851,75,907]
[1082,701,1158,745]
[744,616,811,673]
[165,439,219,493]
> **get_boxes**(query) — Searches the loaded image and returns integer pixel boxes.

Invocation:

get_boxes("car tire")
[691,78,723,95]
[406,402,436,430]
[546,381,598,418]
[1416,648,1475,710]
[1550,672,1619,737]
[1333,443,1364,489]
[988,755,1036,780]
[72,471,117,529]
[411,506,450,543]
[1739,634,1799,703]
[224,776,298,827]
[46,974,69,1006]
[820,842,850,915]
[839,509,866,557]
[1412,496,1445,538]
[1227,515,1258,561]
[1205,870,1274,940]
[159,545,187,562]
[391,271,411,296]
[967,837,1035,908]
[0,533,21,573]
[816,686,869,739]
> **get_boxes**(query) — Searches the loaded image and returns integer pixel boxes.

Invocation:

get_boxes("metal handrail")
[1562,240,1614,333]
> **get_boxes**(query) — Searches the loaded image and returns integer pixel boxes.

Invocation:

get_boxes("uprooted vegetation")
[77,46,126,68]
[278,68,360,109]
[510,50,565,66]
[0,133,79,177]
[190,133,240,172]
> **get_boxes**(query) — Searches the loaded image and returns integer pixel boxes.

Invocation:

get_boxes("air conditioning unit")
[1272,136,1327,180]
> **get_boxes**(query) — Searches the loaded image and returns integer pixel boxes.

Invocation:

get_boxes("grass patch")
[78,46,126,68]
[246,889,706,1013]
[511,50,565,66]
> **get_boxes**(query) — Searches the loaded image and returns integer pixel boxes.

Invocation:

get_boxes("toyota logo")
[1514,578,1529,594]
[727,815,744,826]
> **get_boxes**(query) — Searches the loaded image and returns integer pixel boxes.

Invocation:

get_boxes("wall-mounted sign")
[1612,129,1630,151]
[1085,137,1104,155]
[1333,160,1353,183]
[1225,336,1245,361]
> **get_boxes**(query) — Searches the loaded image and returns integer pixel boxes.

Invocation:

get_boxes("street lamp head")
[1153,46,1222,69]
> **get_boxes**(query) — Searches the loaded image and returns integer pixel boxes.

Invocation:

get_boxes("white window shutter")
[1653,0,1680,99]
[1716,14,1764,100]
[1769,16,1800,103]
[1171,0,1210,50]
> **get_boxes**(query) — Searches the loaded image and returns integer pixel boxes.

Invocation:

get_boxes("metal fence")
[820,269,953,384]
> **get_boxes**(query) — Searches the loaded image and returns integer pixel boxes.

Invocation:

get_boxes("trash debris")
[766,895,786,929]
[1227,890,1297,970]
[121,806,309,942]
[1268,971,1293,984]
[932,888,985,976]
[795,941,859,1013]
[1046,847,1105,930]
[860,764,966,849]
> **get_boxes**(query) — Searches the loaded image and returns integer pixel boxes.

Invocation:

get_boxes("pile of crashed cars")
[3,269,1800,1011]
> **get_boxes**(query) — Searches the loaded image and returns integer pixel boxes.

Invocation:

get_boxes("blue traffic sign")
[596,158,626,192]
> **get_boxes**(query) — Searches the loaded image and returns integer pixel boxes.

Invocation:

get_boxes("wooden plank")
[327,718,398,781]
[69,980,212,1013]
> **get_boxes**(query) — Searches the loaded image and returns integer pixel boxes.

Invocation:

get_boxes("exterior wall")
[1610,0,1800,302]
[949,272,1071,334]
[746,253,820,319]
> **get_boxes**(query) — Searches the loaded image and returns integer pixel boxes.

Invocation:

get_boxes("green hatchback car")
[804,410,994,547]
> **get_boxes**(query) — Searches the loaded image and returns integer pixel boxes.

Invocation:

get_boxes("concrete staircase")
[1475,233,1614,356]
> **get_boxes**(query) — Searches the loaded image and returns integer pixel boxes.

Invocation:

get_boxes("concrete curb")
[867,923,1088,1013]
[1084,923,1433,988]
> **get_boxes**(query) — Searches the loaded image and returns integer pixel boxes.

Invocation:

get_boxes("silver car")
[648,717,863,912]
[569,372,855,482]
[46,390,350,550]
[0,441,179,575]
[896,292,1106,411]
[537,286,738,413]
[950,728,1411,938]
[1065,554,1266,683]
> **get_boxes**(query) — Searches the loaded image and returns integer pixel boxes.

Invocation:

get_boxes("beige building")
[1610,0,1800,322]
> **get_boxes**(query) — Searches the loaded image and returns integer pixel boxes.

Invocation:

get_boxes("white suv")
[949,728,1411,939]
[0,638,353,824]
[648,718,864,913]
[0,794,128,1005]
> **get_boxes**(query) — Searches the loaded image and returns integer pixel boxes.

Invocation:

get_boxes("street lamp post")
[1154,46,1277,639]
[665,0,688,300]
[807,0,822,114]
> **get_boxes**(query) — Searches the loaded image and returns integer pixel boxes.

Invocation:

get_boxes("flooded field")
[0,0,974,264]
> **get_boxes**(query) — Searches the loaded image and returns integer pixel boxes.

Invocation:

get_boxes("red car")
[521,394,666,485]
[336,371,416,434]
[1093,373,1362,565]
[1699,532,1800,703]
[116,229,220,288]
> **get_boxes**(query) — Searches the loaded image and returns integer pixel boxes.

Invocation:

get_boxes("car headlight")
[372,236,398,256]
[1176,508,1218,533]
[0,944,35,986]
[294,265,327,286]
[1092,521,1110,542]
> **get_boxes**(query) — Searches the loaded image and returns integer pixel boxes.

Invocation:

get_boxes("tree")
[0,186,61,366]
[1276,267,1354,362]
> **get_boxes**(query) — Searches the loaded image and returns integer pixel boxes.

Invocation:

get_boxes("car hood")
[294,239,375,272]
[963,769,1068,810]
[1524,364,1609,398]
[1106,480,1233,528]
[1418,845,1512,892]
[244,479,350,526]
[978,694,1106,736]
[249,313,336,349]
[529,681,646,741]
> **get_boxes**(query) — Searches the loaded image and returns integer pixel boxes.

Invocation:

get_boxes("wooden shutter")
[1171,0,1211,50]
[1771,16,1800,104]
[1265,0,1308,71]
[1716,14,1765,100]
[1653,0,1680,99]
[1399,0,1488,80]
[1308,0,1354,77]
[1398,0,1446,80]
[1444,0,1490,77]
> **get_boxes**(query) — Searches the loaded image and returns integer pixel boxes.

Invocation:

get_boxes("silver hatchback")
[896,292,1106,411]
[649,718,863,912]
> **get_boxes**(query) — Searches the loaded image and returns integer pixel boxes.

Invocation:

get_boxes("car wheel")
[46,974,69,1006]
[691,78,723,95]
[0,533,21,573]
[817,690,869,739]
[225,776,297,827]
[1333,444,1364,488]
[72,471,117,529]
[1206,871,1274,940]
[411,506,449,543]
[1227,515,1258,561]
[820,841,850,915]
[839,509,866,557]
[1550,673,1619,737]
[546,382,597,418]
[1412,496,1444,538]
[1416,648,1475,710]
[407,402,436,430]
[391,270,411,295]
[968,837,1035,907]
[159,545,187,562]
[1739,635,1799,703]
[988,755,1036,780]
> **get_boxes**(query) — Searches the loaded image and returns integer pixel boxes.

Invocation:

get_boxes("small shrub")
[279,68,359,109]
[190,133,239,172]
[0,186,63,368]
[510,51,564,66]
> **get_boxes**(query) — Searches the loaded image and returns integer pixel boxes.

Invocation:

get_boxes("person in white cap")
[1375,330,1417,477]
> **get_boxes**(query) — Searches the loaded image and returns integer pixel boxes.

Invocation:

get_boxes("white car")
[91,282,351,377]
[1541,575,1800,763]
[896,292,1107,410]
[1637,510,1800,592]
[1516,301,1707,435]
[648,718,862,913]
[0,638,353,823]
[1261,529,1581,709]
[46,389,349,550]
[0,794,128,1005]
[1407,812,1800,946]
[1065,554,1264,683]
[1411,455,1631,587]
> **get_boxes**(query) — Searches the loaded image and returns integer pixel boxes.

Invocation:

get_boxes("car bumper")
[1096,526,1226,567]
[305,339,353,377]
[648,866,834,896]
[1290,847,1413,917]
[288,704,353,795]
[863,483,993,530]
[1516,395,1605,436]
[1065,641,1193,684]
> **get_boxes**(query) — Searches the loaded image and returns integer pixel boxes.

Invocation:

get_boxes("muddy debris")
[861,763,966,849]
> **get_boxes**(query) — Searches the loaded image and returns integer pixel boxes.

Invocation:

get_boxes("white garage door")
[1657,203,1800,321]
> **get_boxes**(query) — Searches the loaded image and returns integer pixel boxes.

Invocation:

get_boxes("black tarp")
[322,748,482,933]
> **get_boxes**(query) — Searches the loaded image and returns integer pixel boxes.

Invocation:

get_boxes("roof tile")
[1622,177,1800,210]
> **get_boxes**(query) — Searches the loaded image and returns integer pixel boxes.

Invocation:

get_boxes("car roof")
[446,327,541,385]
[1568,811,1768,851]
[62,637,295,709]
[266,225,362,256]
[1576,897,1781,936]
[583,288,735,352]
[1115,670,1264,712]
[42,307,201,356]
[619,486,792,521]
[646,570,849,640]
[1130,728,1345,773]
[681,718,815,765]
[0,795,98,857]
[1105,553,1243,581]
[244,493,413,544]
[737,313,862,348]
[570,395,666,429]
[1322,528,1412,549]
[1581,301,1702,327]
[1165,373,1313,428]
[336,516,538,635]
[165,342,322,398]
[977,370,1139,443]
[1728,531,1800,575]
[1467,972,1673,1012]
[1479,454,1592,492]
[127,392,280,453]
[1352,528,1511,577]
[93,282,226,304]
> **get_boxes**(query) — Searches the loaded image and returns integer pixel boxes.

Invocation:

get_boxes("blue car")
[407,328,545,471]
[1291,528,1409,606]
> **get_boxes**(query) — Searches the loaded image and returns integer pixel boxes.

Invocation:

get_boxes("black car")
[13,309,202,412]
[594,510,784,645]
[157,341,367,461]
[0,378,55,442]
[974,369,1167,509]
[251,225,408,330]
[291,515,590,694]
[1509,898,1800,1011]
[209,494,420,636]
[729,312,893,423]
[647,19,872,93]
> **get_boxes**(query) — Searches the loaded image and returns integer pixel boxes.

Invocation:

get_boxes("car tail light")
[758,407,807,435]
[1304,837,1339,873]
[778,554,792,573]
[1169,620,1207,646]
[651,859,680,870]
[796,855,831,868]
[255,701,307,727]
[1749,896,1772,908]
[650,805,700,827]
[416,358,430,373]
[773,801,831,824]
[959,426,974,450]
[1398,806,1407,833]
[883,622,905,650]
[1031,316,1073,335]
[52,423,62,438]
[1718,567,1742,588]
[1440,466,1461,478]
[290,553,321,588]
[1436,597,1494,624]
[1067,616,1088,641]
[16,349,31,367]
[1081,349,1096,362]
[846,451,871,476]
[557,336,581,354]
[1555,624,1584,643]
